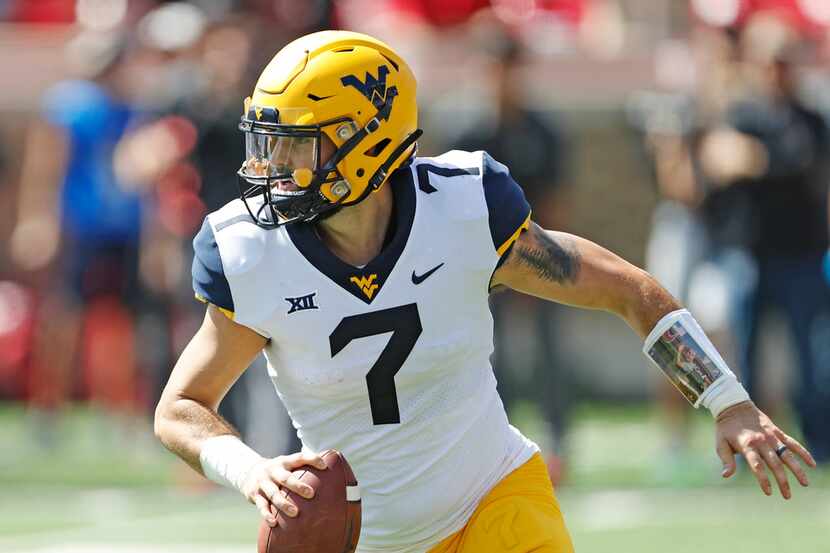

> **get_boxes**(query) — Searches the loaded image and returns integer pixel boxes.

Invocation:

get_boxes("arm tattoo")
[514,229,581,285]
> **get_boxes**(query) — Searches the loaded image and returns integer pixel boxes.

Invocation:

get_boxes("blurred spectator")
[716,14,830,462]
[9,30,145,441]
[132,3,331,456]
[184,18,254,213]
[645,15,830,464]
[640,25,749,463]
[454,31,573,482]
[176,13,283,453]
[118,4,207,415]
[0,135,36,401]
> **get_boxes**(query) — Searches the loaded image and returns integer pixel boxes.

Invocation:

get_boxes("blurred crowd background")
[1,0,830,490]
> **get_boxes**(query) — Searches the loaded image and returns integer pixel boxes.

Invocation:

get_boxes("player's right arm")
[154,303,265,473]
[154,304,327,525]
[156,215,328,525]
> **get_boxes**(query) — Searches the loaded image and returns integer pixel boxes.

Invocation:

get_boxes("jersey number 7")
[329,304,422,425]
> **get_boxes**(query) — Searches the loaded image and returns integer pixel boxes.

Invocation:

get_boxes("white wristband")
[702,377,751,418]
[643,309,750,418]
[199,435,263,493]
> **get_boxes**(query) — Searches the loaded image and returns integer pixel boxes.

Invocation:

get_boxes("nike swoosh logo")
[412,263,445,285]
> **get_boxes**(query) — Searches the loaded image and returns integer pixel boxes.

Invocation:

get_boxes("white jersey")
[192,150,539,552]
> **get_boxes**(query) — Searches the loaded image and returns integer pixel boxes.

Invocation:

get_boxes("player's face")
[243,133,336,192]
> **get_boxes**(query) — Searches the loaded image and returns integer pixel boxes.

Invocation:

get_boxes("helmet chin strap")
[368,128,422,189]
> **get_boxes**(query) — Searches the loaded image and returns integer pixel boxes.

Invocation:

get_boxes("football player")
[154,31,816,553]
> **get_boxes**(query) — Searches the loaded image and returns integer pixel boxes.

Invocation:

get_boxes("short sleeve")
[481,151,532,256]
[192,218,235,315]
[41,80,110,139]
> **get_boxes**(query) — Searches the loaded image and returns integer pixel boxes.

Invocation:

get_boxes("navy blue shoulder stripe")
[192,218,234,312]
[481,151,531,255]
[416,164,480,194]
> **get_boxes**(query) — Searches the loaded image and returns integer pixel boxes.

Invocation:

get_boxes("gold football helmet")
[237,30,421,226]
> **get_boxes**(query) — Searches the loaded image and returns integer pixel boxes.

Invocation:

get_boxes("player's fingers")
[759,442,791,499]
[269,465,314,500]
[253,493,277,526]
[779,447,810,488]
[286,471,315,499]
[263,483,298,518]
[774,428,817,468]
[771,429,811,487]
[743,448,772,496]
[716,438,736,478]
[260,479,282,505]
[293,450,329,471]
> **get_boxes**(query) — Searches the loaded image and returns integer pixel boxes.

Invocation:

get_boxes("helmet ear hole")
[363,138,391,158]
[356,168,365,177]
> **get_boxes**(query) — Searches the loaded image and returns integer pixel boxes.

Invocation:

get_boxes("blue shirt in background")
[42,79,143,244]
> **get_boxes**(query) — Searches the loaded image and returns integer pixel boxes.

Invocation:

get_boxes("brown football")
[258,449,361,553]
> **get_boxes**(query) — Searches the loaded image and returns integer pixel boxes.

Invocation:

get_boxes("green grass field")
[2,404,828,553]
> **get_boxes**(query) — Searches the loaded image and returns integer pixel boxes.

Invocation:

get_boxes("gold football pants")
[428,453,574,553]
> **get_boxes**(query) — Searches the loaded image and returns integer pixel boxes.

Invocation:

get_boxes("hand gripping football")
[258,449,361,553]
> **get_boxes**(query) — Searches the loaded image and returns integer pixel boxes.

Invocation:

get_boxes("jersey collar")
[286,167,416,304]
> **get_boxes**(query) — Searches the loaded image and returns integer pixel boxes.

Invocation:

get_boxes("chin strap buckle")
[370,169,387,189]
[365,117,381,134]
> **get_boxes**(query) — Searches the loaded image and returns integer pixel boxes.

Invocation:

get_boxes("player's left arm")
[492,221,817,498]
[491,223,673,336]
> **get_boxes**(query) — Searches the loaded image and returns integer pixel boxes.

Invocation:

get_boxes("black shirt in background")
[455,110,568,209]
[726,98,829,257]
